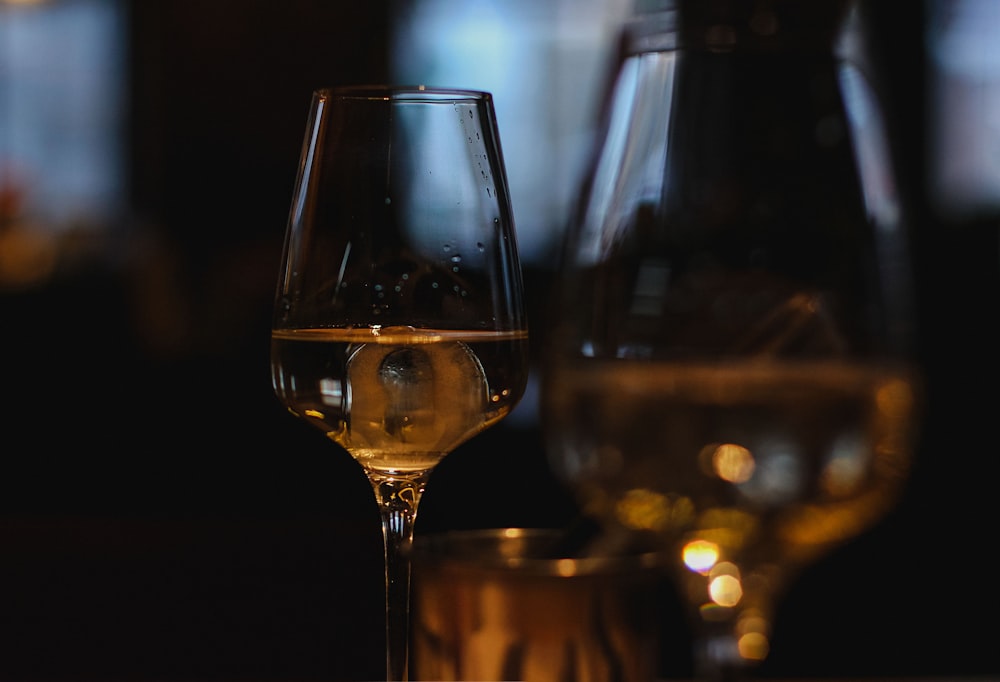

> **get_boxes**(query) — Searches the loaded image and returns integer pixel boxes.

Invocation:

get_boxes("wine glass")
[270,85,529,681]
[542,2,921,680]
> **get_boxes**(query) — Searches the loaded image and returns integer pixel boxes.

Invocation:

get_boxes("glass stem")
[371,472,429,682]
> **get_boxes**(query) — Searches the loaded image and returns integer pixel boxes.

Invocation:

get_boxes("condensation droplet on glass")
[384,197,391,205]
[431,282,439,289]
[450,255,461,263]
[476,242,485,252]
[486,187,492,198]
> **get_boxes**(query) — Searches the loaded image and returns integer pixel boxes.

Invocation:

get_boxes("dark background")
[1,1,997,680]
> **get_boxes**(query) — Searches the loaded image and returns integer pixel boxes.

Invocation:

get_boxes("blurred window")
[390,0,633,265]
[927,0,1000,217]
[0,0,126,234]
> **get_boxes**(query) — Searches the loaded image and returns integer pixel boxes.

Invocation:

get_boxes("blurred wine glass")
[271,85,529,681]
[542,2,921,680]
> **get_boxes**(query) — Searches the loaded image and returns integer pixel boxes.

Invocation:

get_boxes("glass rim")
[410,527,669,577]
[315,84,492,103]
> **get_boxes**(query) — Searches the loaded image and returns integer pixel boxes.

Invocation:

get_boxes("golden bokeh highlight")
[682,539,720,574]
[615,488,694,532]
[712,443,756,484]
[736,611,771,661]
[738,631,770,661]
[693,508,758,554]
[708,573,742,607]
